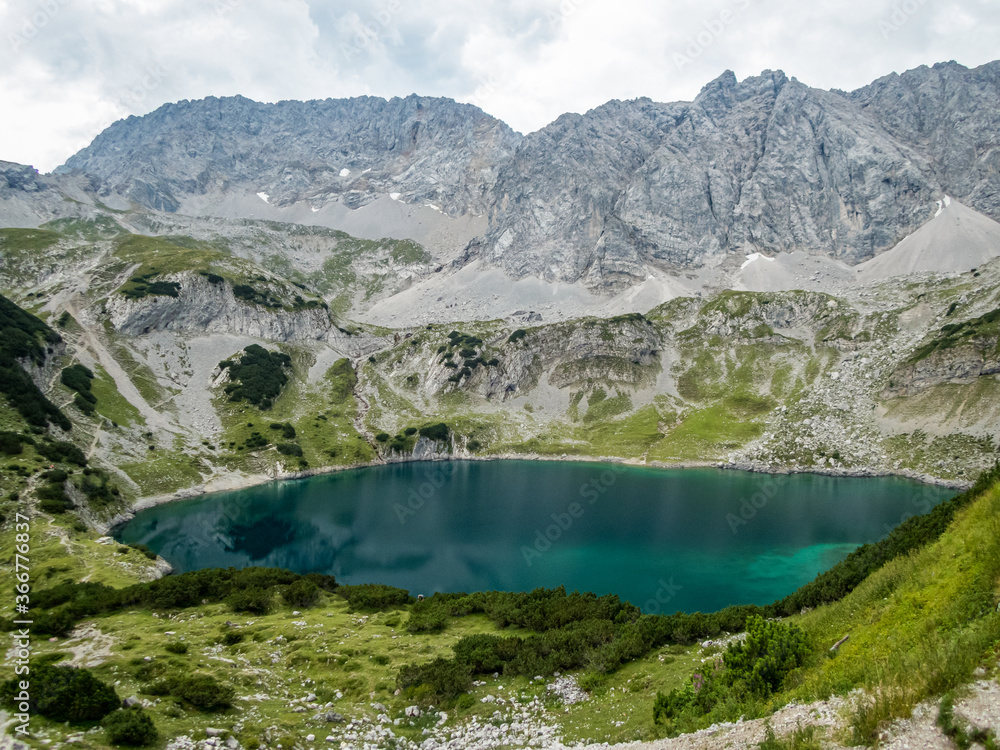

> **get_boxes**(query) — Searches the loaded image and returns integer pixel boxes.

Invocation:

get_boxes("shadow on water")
[117,461,955,613]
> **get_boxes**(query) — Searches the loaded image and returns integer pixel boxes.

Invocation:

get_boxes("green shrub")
[376,432,390,442]
[102,707,158,746]
[167,674,235,711]
[0,295,71,431]
[508,329,527,343]
[397,657,472,704]
[163,641,188,655]
[406,603,448,633]
[61,364,94,394]
[722,616,809,696]
[419,423,450,442]
[220,345,291,409]
[338,583,412,610]
[276,443,303,457]
[281,579,319,607]
[232,284,282,308]
[269,422,296,439]
[73,392,96,414]
[0,665,119,722]
[0,431,24,456]
[128,544,157,560]
[226,587,273,614]
[35,440,87,466]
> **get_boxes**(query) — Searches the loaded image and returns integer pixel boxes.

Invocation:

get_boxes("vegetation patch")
[909,307,1000,363]
[219,345,292,410]
[0,294,70,430]
[61,363,98,415]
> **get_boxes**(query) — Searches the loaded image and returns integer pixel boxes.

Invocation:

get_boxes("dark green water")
[116,461,954,613]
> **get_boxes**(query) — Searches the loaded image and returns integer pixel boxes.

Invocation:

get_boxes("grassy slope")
[788,475,1000,743]
[5,475,999,749]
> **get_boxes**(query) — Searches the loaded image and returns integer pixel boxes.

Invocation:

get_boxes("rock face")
[42,59,1000,297]
[105,274,381,356]
[850,61,1000,222]
[473,69,948,290]
[884,341,1000,398]
[59,95,522,217]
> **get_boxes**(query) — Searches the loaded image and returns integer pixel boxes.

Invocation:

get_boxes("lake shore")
[99,451,970,534]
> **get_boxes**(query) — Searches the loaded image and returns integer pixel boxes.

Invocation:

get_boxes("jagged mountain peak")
[58,93,523,218]
[4,60,999,306]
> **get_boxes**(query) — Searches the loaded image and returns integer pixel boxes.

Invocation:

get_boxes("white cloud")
[0,0,997,172]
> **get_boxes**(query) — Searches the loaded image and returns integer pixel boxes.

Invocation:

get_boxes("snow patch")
[935,195,953,218]
[256,192,270,203]
[425,203,442,213]
[362,168,372,174]
[389,192,402,201]
[310,207,320,213]
[741,252,775,270]
[339,168,351,177]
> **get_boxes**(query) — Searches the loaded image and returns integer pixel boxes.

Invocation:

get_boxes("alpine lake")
[116,461,955,614]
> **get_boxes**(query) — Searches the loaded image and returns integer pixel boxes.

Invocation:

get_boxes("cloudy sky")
[1,0,997,173]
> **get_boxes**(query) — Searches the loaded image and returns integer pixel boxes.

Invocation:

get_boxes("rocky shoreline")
[99,452,970,536]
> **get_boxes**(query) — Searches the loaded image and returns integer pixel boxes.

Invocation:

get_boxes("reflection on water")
[117,461,953,613]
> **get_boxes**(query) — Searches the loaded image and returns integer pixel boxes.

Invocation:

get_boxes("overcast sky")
[1,0,997,173]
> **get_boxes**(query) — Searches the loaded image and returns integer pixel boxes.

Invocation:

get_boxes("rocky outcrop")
[474,69,941,290]
[59,95,522,218]
[105,274,382,356]
[884,342,1000,397]
[17,60,1000,302]
[851,60,1000,222]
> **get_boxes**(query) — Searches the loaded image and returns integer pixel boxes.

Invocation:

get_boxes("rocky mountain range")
[0,59,999,498]
[20,60,989,296]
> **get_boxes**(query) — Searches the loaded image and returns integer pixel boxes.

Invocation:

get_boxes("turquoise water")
[116,461,954,613]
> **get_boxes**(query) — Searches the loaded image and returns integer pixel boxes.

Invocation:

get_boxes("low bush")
[167,674,235,711]
[338,583,412,610]
[406,603,448,633]
[102,707,158,746]
[0,665,119,722]
[220,345,291,409]
[652,616,811,731]
[281,578,319,607]
[419,423,450,442]
[269,422,296,439]
[226,586,273,614]
[397,657,472,704]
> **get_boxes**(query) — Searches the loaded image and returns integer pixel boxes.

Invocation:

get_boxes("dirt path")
[64,298,179,435]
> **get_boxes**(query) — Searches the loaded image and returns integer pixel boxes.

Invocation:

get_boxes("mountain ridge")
[36,60,999,302]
